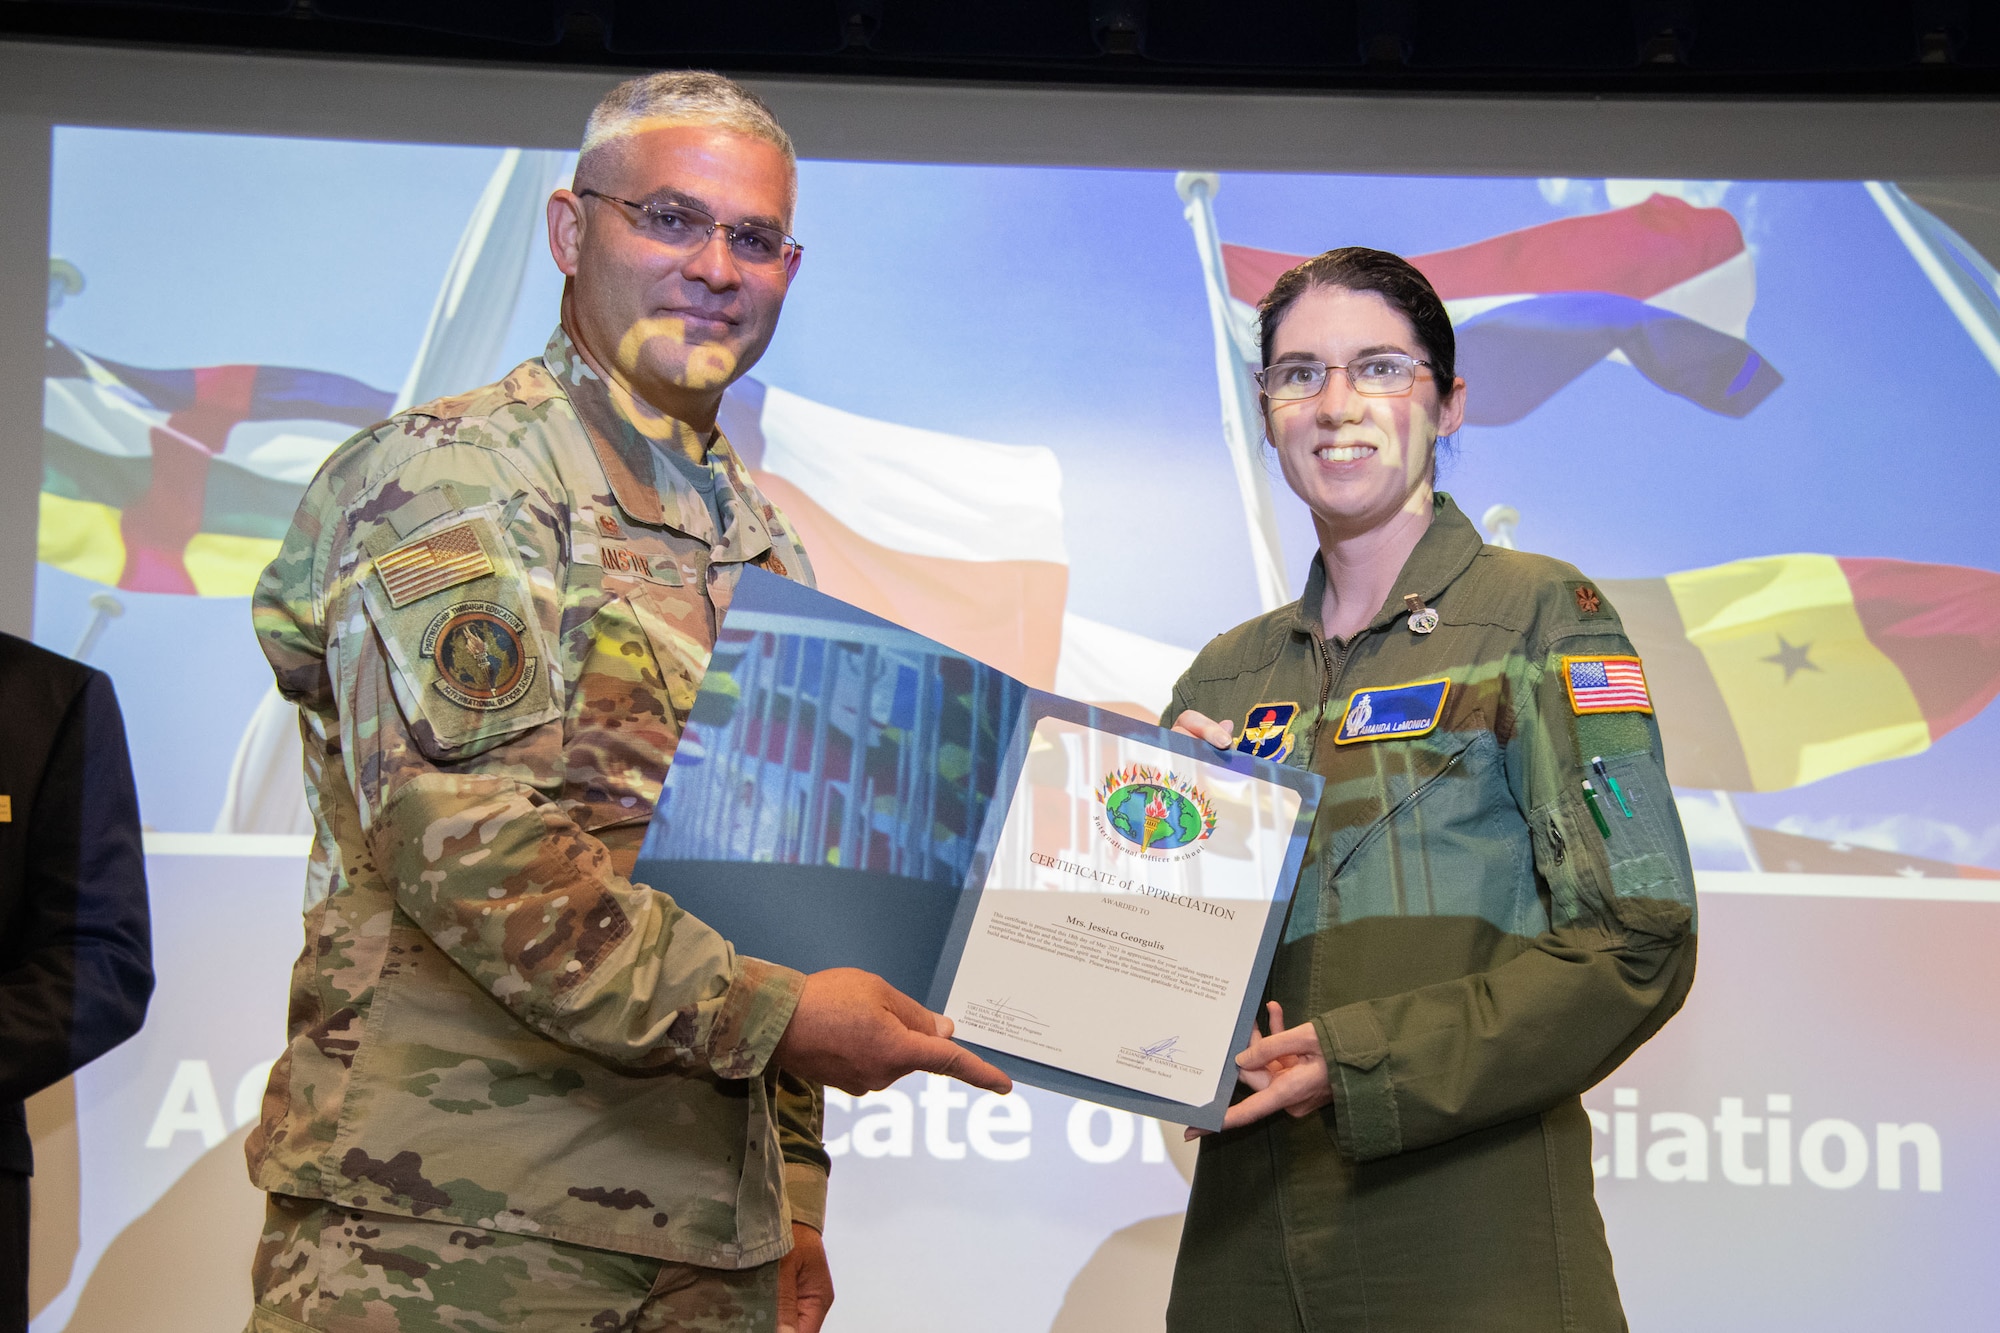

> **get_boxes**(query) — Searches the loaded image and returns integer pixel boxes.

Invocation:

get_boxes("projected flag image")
[1216,192,1783,424]
[39,337,392,596]
[28,127,2000,1333]
[1605,555,2000,792]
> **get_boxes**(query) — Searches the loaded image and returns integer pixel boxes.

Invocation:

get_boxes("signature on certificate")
[985,996,1045,1024]
[1138,1035,1182,1062]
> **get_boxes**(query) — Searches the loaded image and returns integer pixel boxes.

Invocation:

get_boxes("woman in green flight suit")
[1164,248,1698,1332]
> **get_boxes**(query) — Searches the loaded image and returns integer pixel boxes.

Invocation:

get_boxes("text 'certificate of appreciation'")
[943,717,1302,1106]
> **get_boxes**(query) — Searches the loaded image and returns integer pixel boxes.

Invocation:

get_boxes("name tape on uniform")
[1562,655,1654,714]
[1334,677,1451,745]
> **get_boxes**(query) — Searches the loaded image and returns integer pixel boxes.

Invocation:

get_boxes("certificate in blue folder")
[633,569,1321,1130]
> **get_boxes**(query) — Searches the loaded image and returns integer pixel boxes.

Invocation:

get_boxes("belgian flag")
[1604,555,2000,791]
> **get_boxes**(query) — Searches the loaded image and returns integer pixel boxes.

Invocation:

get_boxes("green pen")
[1581,780,1612,837]
[1590,756,1635,818]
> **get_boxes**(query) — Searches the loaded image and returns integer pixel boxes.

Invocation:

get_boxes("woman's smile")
[1311,441,1379,464]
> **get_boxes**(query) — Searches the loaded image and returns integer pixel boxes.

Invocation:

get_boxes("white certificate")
[943,717,1303,1106]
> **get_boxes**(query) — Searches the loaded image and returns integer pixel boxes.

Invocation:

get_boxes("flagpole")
[70,592,123,662]
[1174,172,1290,613]
[395,147,574,412]
[1710,789,1765,873]
[216,148,571,837]
[1865,181,2000,381]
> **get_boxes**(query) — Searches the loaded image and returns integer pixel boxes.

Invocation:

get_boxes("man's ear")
[547,190,586,277]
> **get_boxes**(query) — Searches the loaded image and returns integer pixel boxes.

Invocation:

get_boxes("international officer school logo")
[1094,764,1219,861]
[423,600,536,711]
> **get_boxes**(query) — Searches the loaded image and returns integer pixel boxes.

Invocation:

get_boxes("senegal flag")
[1604,555,2000,791]
[40,336,392,597]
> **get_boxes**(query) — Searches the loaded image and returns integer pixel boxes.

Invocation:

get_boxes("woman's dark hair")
[1256,247,1456,396]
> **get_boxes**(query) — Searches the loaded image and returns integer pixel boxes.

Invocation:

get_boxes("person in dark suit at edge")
[0,630,154,1333]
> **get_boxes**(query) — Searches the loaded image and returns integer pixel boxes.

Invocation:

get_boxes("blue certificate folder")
[633,569,1322,1129]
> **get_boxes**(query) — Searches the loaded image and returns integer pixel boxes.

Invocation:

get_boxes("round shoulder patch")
[421,600,534,711]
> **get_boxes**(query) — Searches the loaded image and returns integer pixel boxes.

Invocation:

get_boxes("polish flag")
[720,379,1069,690]
[1054,614,1197,724]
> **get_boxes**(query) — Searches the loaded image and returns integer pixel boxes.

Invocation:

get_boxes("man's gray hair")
[580,71,795,167]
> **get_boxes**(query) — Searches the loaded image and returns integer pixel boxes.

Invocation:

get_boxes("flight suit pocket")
[1324,731,1532,932]
[359,511,561,759]
[1532,752,1694,944]
[1593,750,1697,940]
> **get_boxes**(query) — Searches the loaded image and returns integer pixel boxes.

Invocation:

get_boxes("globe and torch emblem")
[1093,763,1218,860]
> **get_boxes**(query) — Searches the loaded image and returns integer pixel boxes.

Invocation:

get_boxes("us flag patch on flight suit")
[1563,655,1654,714]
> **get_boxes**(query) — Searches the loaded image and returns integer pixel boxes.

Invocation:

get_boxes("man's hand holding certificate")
[774,966,1010,1096]
[636,572,1320,1129]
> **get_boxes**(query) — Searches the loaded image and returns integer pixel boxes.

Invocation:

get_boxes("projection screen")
[5,39,1998,1333]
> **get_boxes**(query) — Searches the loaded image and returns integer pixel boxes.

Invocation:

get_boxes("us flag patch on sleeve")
[376,522,495,607]
[1562,655,1654,715]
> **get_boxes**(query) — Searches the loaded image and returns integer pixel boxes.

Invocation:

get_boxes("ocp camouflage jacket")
[1164,494,1698,1331]
[247,327,824,1268]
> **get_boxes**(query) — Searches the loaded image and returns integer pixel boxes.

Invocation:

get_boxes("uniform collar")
[1291,493,1484,641]
[542,325,774,559]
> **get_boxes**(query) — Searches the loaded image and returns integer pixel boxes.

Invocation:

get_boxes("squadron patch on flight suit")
[1235,702,1299,761]
[421,601,536,711]
[1334,677,1452,745]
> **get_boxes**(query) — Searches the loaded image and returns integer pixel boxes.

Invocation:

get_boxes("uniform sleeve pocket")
[1592,751,1697,941]
[358,512,562,760]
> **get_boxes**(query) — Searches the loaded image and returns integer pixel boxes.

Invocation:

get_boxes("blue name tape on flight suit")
[1334,677,1452,745]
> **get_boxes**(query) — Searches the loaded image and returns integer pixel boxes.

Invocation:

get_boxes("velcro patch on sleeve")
[359,513,561,758]
[376,522,495,607]
[1563,654,1654,714]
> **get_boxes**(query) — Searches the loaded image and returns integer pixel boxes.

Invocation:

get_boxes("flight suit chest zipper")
[1311,632,1354,747]
[1333,744,1470,880]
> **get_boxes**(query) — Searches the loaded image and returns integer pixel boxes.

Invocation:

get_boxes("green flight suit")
[1163,495,1697,1333]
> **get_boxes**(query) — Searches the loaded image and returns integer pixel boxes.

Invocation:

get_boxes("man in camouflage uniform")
[245,72,1006,1333]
